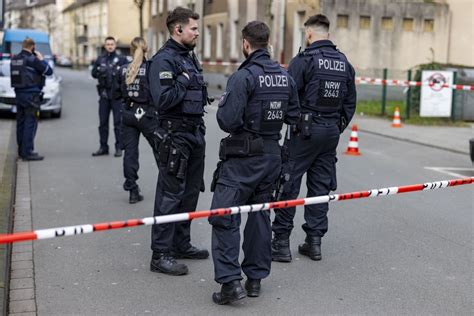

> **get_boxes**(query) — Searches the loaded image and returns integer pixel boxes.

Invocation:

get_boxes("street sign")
[420,70,454,117]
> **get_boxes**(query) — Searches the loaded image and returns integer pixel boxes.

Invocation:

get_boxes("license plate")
[11,106,17,113]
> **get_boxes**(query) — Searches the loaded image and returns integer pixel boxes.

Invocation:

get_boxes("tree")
[133,0,145,38]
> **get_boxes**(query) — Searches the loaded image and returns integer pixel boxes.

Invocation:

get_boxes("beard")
[183,38,197,50]
[242,47,249,58]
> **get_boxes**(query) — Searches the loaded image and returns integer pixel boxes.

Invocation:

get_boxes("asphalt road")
[27,68,472,315]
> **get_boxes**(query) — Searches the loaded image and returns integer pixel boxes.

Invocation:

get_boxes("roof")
[62,0,98,13]
[3,29,50,43]
[6,0,56,11]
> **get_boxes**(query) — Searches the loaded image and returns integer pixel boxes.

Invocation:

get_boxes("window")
[359,16,370,29]
[403,18,414,32]
[423,19,434,32]
[158,0,164,14]
[26,0,38,5]
[216,23,223,60]
[158,31,165,49]
[337,15,349,28]
[204,25,212,59]
[230,20,238,60]
[293,11,305,57]
[152,0,157,16]
[381,17,393,31]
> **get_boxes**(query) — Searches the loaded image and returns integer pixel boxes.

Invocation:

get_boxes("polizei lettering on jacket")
[318,58,346,72]
[258,74,289,88]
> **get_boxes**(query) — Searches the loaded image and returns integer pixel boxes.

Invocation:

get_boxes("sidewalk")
[352,114,473,155]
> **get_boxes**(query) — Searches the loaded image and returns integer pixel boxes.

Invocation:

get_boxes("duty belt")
[159,118,201,133]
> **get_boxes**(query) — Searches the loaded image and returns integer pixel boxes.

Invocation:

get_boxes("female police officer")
[116,37,159,204]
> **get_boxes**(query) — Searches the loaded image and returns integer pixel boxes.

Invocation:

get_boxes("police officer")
[116,37,159,204]
[148,7,209,276]
[271,14,356,262]
[209,21,300,305]
[91,36,128,157]
[11,37,53,161]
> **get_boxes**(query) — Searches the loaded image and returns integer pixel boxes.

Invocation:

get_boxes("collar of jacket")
[306,39,336,51]
[165,38,193,55]
[239,49,271,70]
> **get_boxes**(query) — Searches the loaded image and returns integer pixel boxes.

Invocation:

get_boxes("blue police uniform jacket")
[116,60,151,106]
[288,39,356,123]
[148,38,207,119]
[217,49,300,140]
[11,49,53,93]
[91,51,128,91]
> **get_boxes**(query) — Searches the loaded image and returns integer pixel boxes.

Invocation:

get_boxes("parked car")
[56,55,73,67]
[0,29,62,118]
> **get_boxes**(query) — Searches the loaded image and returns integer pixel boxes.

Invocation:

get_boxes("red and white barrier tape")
[0,178,472,244]
[355,76,474,91]
[200,61,473,91]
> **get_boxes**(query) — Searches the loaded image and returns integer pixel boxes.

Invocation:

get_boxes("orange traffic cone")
[391,107,402,127]
[344,125,361,156]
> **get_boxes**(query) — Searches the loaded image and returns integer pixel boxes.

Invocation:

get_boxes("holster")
[210,161,223,192]
[218,134,264,161]
[299,113,313,139]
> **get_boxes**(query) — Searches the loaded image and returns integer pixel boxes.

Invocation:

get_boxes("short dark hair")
[304,14,330,31]
[241,21,270,49]
[105,36,116,42]
[22,37,35,49]
[166,7,200,34]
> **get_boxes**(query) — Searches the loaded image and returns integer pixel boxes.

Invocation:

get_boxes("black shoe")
[22,154,44,161]
[271,233,292,262]
[150,252,188,276]
[212,280,246,305]
[244,279,261,297]
[92,148,109,156]
[298,236,322,261]
[171,245,209,259]
[114,149,123,157]
[129,188,144,204]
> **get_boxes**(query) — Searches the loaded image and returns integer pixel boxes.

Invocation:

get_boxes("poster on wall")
[420,70,454,117]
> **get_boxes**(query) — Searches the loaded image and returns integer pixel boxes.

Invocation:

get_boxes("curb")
[358,128,470,156]
[8,161,37,316]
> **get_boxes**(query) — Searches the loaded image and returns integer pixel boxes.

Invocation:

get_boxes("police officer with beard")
[209,21,299,305]
[148,7,209,276]
[91,36,128,157]
[116,37,159,204]
[271,14,356,262]
[11,37,53,161]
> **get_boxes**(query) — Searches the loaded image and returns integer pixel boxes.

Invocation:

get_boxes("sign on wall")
[420,70,454,117]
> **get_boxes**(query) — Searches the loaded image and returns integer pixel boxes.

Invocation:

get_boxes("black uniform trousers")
[98,93,123,151]
[16,92,40,158]
[209,142,281,284]
[272,120,340,237]
[151,125,205,253]
[121,107,159,191]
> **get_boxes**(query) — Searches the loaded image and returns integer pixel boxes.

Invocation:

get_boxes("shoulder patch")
[159,71,173,79]
[218,91,230,107]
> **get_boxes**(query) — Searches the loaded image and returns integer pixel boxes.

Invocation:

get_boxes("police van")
[0,29,62,118]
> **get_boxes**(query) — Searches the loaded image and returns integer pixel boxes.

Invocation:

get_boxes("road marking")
[424,167,474,178]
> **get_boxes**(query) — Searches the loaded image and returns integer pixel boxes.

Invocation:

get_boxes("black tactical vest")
[301,48,349,113]
[97,55,122,89]
[10,54,43,89]
[243,60,290,137]
[170,50,205,116]
[120,62,150,105]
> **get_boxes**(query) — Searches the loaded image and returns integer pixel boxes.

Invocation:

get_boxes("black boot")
[212,280,246,305]
[298,236,322,261]
[114,149,123,157]
[92,147,109,156]
[150,252,188,276]
[271,233,292,262]
[129,188,144,204]
[244,279,261,297]
[171,245,209,259]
